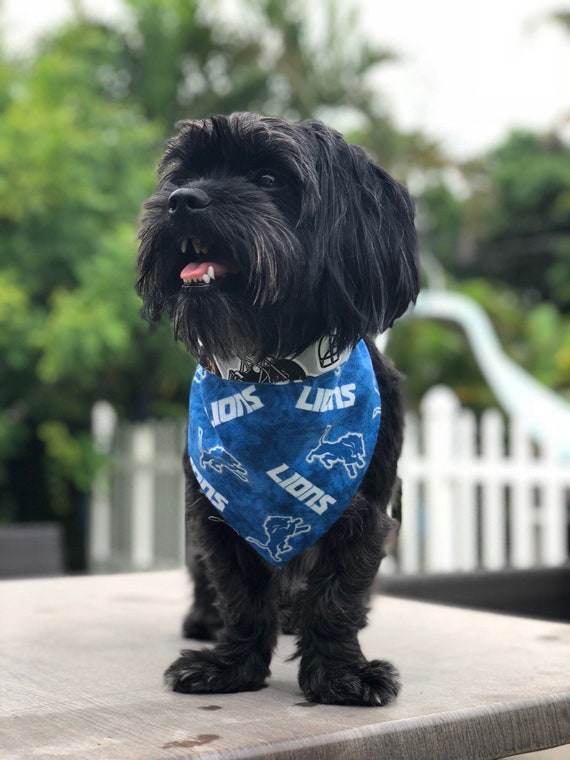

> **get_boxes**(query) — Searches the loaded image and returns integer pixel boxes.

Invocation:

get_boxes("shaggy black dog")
[137,113,418,706]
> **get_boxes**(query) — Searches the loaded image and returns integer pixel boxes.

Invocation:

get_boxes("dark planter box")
[0,523,64,578]
[378,566,570,622]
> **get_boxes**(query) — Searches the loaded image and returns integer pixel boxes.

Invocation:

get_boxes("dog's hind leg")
[294,500,400,706]
[165,496,279,694]
[182,551,223,640]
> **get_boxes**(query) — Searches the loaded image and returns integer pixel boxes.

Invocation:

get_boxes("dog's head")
[137,112,418,362]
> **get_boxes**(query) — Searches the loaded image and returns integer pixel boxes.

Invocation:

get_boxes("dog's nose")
[168,188,211,215]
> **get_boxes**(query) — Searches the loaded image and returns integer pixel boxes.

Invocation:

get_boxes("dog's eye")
[253,171,277,188]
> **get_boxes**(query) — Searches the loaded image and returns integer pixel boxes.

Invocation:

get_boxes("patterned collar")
[211,335,351,383]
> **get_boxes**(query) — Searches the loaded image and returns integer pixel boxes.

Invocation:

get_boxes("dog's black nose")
[168,188,211,214]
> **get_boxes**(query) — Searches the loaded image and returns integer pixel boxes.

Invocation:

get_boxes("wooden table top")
[1,570,568,759]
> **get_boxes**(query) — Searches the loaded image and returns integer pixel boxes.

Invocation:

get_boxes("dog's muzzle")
[165,188,240,289]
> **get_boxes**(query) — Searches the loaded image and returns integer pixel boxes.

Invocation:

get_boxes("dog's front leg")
[164,497,278,694]
[180,453,223,641]
[295,502,400,706]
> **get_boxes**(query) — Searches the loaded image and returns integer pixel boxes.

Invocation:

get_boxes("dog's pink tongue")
[180,261,235,280]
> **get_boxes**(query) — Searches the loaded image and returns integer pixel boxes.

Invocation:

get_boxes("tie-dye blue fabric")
[188,340,381,567]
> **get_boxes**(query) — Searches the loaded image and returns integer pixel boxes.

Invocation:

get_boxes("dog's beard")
[139,195,328,362]
[172,287,272,362]
[171,274,333,363]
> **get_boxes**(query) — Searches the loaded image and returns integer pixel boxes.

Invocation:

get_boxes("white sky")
[2,0,569,158]
[362,0,570,157]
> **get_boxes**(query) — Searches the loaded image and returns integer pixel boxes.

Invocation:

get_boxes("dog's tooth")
[194,240,209,254]
[181,239,188,254]
[207,265,215,280]
[202,273,211,284]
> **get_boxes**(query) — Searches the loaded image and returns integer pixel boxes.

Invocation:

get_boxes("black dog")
[137,113,418,706]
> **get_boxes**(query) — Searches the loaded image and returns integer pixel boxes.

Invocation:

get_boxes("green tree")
[468,131,570,308]
[401,126,570,409]
[0,26,166,565]
[430,130,570,310]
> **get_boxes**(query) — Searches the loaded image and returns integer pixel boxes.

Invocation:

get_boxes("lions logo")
[318,334,340,369]
[305,425,367,479]
[198,428,248,482]
[246,515,311,564]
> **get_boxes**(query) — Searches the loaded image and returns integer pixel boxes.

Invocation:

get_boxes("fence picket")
[131,425,156,569]
[89,401,118,570]
[510,417,535,569]
[480,409,507,570]
[541,437,569,567]
[399,413,421,573]
[456,409,478,571]
[421,387,458,572]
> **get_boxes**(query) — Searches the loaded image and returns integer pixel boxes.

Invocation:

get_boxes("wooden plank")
[421,387,458,572]
[2,571,567,760]
[398,412,421,574]
[456,408,478,572]
[480,409,507,570]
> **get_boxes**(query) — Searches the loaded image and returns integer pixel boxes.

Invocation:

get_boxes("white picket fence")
[394,386,569,574]
[88,387,570,574]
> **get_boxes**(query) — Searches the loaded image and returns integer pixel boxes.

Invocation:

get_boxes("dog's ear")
[305,123,418,348]
[352,148,419,331]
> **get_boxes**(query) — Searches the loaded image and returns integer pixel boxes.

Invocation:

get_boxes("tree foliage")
[401,127,570,408]
[466,131,570,308]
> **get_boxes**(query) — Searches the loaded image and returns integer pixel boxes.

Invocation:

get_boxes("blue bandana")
[188,340,381,568]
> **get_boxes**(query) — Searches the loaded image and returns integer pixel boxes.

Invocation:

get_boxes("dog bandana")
[188,339,381,568]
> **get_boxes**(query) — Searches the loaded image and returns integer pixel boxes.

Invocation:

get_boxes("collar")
[211,335,351,383]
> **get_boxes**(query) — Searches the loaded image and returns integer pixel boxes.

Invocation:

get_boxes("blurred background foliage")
[1,0,569,569]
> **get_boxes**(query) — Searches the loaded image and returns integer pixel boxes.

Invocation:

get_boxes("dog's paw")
[164,649,269,694]
[299,659,400,706]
